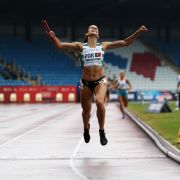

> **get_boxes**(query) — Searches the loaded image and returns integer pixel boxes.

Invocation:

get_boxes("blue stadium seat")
[144,38,180,66]
[0,36,128,86]
[104,53,127,68]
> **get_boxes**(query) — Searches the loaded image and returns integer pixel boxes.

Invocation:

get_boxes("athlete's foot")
[83,124,90,143]
[122,112,125,119]
[99,129,108,146]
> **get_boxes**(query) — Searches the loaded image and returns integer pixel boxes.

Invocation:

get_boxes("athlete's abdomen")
[82,66,105,81]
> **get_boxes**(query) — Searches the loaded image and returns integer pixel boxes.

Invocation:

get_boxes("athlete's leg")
[118,96,124,112]
[80,86,94,129]
[80,85,94,143]
[123,96,128,108]
[104,94,108,105]
[94,82,108,145]
[104,91,110,105]
[118,96,125,118]
[94,83,107,130]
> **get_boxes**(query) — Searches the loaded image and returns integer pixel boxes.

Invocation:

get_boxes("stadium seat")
[0,37,178,91]
[130,53,161,80]
[143,38,180,67]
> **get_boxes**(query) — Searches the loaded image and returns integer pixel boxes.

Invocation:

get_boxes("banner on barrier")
[109,90,175,101]
[0,86,77,103]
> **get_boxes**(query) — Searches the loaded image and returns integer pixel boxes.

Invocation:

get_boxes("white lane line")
[69,137,88,180]
[69,107,96,180]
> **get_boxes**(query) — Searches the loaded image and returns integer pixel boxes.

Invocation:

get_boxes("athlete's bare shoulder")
[73,42,83,50]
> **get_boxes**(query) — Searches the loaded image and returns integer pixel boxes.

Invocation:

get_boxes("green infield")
[128,102,180,149]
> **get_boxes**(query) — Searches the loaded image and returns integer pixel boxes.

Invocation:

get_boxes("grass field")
[128,102,180,149]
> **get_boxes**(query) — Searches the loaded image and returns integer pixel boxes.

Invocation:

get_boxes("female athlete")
[115,71,132,119]
[47,24,148,145]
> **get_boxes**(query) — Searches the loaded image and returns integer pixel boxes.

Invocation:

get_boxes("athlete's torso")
[117,78,128,90]
[80,43,104,67]
[80,43,105,81]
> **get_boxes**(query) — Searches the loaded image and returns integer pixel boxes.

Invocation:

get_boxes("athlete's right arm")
[47,31,83,51]
[126,79,132,91]
[114,80,119,89]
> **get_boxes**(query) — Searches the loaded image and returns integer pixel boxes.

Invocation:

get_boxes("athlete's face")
[88,25,99,37]
[120,72,125,78]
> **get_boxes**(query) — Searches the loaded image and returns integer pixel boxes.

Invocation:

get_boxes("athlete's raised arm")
[47,31,83,52]
[102,25,148,51]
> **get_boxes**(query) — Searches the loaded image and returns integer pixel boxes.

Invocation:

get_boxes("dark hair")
[84,36,88,43]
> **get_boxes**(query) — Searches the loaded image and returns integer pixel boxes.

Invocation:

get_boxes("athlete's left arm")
[102,25,148,51]
[126,80,132,91]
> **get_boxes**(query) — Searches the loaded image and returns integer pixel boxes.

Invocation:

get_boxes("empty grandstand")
[105,40,178,91]
[0,36,178,92]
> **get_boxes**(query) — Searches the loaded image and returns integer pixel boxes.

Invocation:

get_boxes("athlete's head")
[85,25,99,39]
[119,70,125,78]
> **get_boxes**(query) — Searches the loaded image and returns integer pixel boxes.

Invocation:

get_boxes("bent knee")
[96,98,105,107]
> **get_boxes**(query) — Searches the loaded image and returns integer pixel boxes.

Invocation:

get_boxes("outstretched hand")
[138,25,148,33]
[47,31,56,39]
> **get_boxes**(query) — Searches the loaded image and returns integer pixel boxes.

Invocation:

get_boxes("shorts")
[80,76,107,90]
[117,89,128,97]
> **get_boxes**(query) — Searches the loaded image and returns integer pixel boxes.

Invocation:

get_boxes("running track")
[0,103,179,180]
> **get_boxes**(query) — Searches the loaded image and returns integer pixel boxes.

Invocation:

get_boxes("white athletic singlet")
[117,78,128,89]
[79,43,104,67]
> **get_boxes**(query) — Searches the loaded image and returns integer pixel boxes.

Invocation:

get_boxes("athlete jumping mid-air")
[46,23,148,145]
